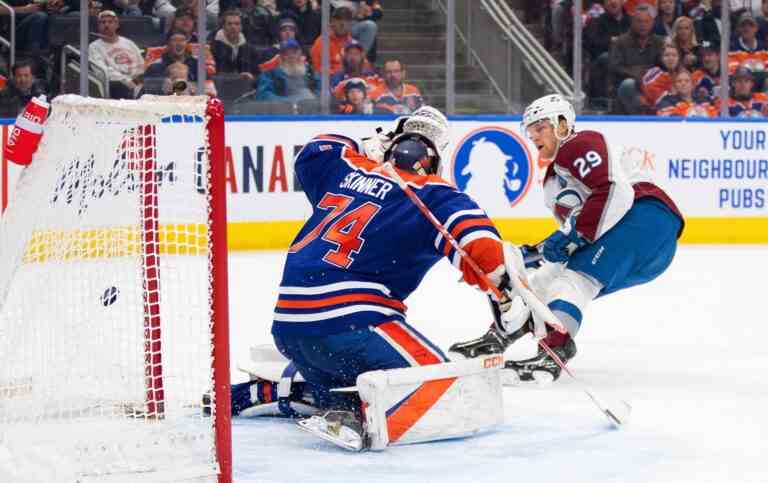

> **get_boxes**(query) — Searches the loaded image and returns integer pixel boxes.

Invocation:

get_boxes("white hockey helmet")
[522,94,576,139]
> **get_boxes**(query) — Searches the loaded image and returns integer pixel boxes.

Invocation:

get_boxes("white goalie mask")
[522,94,576,141]
[363,106,450,169]
[402,106,450,155]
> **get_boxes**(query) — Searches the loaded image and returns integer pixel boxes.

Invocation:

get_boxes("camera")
[172,79,188,94]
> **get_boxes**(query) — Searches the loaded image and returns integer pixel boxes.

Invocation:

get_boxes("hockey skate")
[503,333,577,385]
[297,410,369,452]
[449,316,534,359]
[203,378,316,418]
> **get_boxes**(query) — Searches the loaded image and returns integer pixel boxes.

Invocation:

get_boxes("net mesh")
[0,95,223,482]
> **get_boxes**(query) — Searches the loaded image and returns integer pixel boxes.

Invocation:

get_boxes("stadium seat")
[213,74,255,101]
[118,16,163,50]
[142,77,166,95]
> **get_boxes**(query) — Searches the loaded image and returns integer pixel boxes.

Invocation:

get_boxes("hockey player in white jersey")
[451,94,685,383]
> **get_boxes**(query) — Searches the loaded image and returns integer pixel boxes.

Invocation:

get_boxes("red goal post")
[0,95,231,483]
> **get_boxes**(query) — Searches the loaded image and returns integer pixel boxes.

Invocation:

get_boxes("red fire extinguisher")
[4,95,50,166]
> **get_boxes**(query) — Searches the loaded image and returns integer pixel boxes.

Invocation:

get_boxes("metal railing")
[435,0,579,113]
[489,0,577,102]
[434,0,509,112]
[61,44,110,98]
[0,0,15,67]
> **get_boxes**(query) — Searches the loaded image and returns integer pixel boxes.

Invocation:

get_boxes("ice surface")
[227,246,768,483]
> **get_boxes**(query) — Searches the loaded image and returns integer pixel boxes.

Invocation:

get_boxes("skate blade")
[500,368,554,387]
[297,416,365,452]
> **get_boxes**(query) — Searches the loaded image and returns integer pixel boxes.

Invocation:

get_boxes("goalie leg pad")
[357,355,504,450]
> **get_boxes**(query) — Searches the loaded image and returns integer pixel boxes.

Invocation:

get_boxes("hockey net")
[0,95,231,482]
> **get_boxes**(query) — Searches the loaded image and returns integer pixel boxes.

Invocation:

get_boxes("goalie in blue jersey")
[230,107,525,451]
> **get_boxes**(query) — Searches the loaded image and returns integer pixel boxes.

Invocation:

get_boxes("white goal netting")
[0,95,230,483]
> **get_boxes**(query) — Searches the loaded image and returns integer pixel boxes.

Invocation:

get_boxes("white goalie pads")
[357,355,504,450]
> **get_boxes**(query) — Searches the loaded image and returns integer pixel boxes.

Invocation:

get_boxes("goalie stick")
[380,162,631,428]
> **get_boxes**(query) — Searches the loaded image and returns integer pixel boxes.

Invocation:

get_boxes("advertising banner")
[2,117,767,247]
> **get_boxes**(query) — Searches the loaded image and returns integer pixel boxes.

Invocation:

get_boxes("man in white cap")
[88,10,145,99]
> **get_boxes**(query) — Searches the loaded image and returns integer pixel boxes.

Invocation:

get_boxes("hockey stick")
[379,163,563,333]
[381,163,631,428]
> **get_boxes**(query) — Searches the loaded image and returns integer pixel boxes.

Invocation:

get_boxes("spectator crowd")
[0,0,426,116]
[550,0,768,117]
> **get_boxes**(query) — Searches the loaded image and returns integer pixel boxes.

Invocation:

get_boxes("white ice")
[228,246,768,483]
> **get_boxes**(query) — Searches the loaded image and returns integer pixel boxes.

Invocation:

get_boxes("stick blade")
[604,400,632,428]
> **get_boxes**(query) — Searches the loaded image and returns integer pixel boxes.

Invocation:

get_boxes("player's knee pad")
[356,355,504,450]
[544,268,601,336]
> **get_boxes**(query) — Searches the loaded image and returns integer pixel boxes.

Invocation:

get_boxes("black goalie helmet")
[382,106,449,176]
[384,133,440,176]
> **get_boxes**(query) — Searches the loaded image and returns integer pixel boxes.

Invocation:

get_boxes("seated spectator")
[584,0,631,99]
[257,16,304,72]
[88,10,144,99]
[88,0,103,17]
[731,11,765,52]
[212,9,255,80]
[154,0,218,31]
[691,0,722,46]
[255,39,319,102]
[350,0,382,58]
[756,0,768,40]
[654,0,678,36]
[1,0,50,55]
[162,61,196,95]
[623,0,655,15]
[669,17,701,70]
[145,30,201,81]
[720,66,768,117]
[145,16,216,76]
[257,0,279,15]
[330,40,380,99]
[239,0,274,46]
[168,7,198,40]
[0,60,46,116]
[611,4,665,113]
[310,6,354,75]
[283,0,321,45]
[45,0,75,15]
[336,77,372,114]
[656,68,717,116]
[370,59,423,114]
[692,40,721,101]
[641,44,681,108]
[113,0,142,16]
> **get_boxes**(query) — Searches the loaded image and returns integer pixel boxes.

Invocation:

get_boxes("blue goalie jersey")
[271,134,504,338]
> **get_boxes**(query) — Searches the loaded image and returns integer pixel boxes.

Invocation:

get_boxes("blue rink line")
[2,114,768,124]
